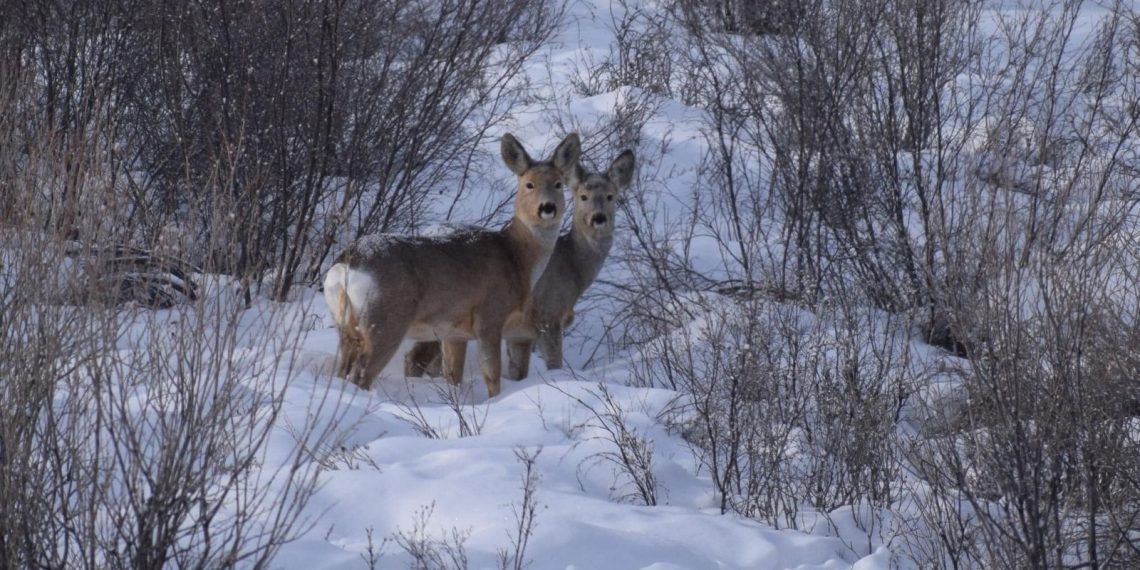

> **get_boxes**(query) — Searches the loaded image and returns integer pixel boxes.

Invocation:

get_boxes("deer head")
[501,132,581,233]
[567,149,635,241]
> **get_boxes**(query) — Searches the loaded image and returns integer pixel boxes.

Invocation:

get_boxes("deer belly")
[407,315,474,341]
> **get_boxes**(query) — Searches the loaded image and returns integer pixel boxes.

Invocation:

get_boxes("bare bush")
[567,0,675,99]
[498,447,543,570]
[0,34,352,561]
[618,2,1140,563]
[644,296,906,530]
[359,526,389,570]
[903,259,1140,567]
[0,228,347,569]
[558,382,659,506]
[393,381,488,439]
[902,193,1140,566]
[674,0,804,36]
[394,503,472,570]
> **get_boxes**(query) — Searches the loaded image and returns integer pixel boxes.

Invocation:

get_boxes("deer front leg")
[506,340,532,380]
[440,340,468,385]
[536,320,564,370]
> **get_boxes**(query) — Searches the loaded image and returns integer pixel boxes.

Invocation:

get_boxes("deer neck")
[504,218,560,289]
[566,224,613,290]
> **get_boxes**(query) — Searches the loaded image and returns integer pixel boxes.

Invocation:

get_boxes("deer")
[405,147,635,382]
[323,133,581,397]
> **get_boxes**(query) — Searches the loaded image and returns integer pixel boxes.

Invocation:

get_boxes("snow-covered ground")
[266,286,885,569]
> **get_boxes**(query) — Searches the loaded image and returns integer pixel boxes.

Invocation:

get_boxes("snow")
[269,301,867,569]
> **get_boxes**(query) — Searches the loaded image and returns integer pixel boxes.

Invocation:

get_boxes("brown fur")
[406,149,635,381]
[325,133,581,396]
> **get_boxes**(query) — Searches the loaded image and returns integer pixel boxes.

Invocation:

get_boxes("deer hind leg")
[336,324,365,379]
[333,290,369,379]
[506,340,532,380]
[536,321,564,370]
[405,341,442,377]
[440,340,468,386]
[475,322,504,397]
[352,306,415,390]
[326,277,362,380]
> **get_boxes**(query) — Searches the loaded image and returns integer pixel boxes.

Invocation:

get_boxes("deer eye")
[554,182,562,189]
[526,182,534,189]
[606,195,614,201]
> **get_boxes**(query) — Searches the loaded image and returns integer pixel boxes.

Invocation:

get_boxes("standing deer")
[323,133,580,397]
[405,148,635,381]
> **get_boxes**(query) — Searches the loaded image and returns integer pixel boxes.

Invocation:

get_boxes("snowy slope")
[269,291,872,570]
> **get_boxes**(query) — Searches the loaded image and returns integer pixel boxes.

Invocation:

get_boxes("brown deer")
[405,148,635,381]
[323,133,581,397]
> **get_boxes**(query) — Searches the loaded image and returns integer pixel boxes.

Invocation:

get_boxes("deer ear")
[568,162,586,189]
[501,133,533,176]
[550,133,581,173]
[608,150,636,189]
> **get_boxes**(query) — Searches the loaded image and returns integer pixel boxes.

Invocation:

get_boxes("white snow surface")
[271,288,869,569]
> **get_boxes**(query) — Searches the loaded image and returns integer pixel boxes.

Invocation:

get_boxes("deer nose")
[538,202,558,220]
[591,213,608,227]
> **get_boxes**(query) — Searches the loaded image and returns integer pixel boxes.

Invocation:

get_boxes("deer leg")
[354,330,403,390]
[440,340,468,386]
[405,341,442,377]
[506,340,532,380]
[336,326,364,380]
[424,347,443,376]
[537,321,564,370]
[353,308,414,390]
[475,324,504,397]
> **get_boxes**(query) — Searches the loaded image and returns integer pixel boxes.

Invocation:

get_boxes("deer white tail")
[323,263,377,331]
